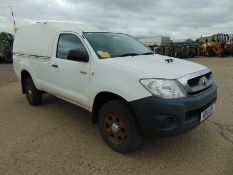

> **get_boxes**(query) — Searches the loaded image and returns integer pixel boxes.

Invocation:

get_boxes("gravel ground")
[0,57,232,175]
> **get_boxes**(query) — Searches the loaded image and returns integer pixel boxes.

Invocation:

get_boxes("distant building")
[137,36,171,46]
[172,38,195,46]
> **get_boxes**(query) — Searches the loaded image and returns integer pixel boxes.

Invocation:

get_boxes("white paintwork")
[13,22,210,112]
[13,22,98,58]
[103,55,207,79]
[48,31,91,108]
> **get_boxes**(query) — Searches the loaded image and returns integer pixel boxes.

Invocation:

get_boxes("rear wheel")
[24,78,42,106]
[98,100,143,153]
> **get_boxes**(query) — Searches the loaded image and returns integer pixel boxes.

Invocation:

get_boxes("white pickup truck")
[13,22,217,153]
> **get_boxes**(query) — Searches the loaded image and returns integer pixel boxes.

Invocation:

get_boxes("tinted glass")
[56,34,87,60]
[83,32,152,59]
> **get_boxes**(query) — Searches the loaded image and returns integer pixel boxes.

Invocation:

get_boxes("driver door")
[50,33,90,108]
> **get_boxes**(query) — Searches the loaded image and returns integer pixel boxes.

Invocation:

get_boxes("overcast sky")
[0,0,233,39]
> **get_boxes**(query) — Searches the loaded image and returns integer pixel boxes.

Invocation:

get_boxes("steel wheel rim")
[26,84,33,101]
[103,114,127,144]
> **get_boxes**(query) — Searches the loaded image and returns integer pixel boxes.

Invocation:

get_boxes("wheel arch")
[91,91,138,124]
[21,70,32,94]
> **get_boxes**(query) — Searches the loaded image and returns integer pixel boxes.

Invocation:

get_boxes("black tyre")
[24,78,42,106]
[98,100,143,153]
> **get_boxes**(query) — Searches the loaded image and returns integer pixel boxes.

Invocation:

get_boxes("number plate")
[200,103,215,122]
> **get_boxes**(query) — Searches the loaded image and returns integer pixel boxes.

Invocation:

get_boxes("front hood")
[106,54,208,79]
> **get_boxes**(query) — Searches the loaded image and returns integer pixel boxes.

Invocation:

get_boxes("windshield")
[83,32,153,59]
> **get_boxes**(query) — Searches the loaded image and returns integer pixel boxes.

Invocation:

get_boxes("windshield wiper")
[141,52,154,55]
[115,52,154,58]
[117,53,140,57]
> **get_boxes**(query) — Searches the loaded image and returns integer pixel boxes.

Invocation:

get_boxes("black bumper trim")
[130,83,217,137]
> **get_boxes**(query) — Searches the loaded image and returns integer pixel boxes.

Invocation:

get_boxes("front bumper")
[130,83,217,137]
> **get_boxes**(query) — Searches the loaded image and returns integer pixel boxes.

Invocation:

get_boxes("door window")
[56,34,87,60]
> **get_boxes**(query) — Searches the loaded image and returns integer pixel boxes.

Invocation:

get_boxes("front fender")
[90,60,151,110]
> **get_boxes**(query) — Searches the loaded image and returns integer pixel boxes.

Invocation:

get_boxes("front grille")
[187,72,212,87]
[188,85,212,95]
[186,72,213,95]
[178,69,214,96]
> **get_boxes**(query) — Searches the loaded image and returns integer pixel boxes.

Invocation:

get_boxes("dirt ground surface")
[0,57,232,175]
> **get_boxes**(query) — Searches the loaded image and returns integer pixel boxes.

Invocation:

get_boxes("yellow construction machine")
[198,34,226,57]
[224,35,233,56]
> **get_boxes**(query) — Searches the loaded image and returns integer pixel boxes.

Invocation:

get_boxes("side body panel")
[49,32,91,109]
[13,55,52,92]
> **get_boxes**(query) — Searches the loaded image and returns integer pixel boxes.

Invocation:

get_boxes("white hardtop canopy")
[35,22,99,33]
[13,22,99,58]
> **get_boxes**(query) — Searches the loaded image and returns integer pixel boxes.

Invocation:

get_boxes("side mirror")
[67,49,89,62]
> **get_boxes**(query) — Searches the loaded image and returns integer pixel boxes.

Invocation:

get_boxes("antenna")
[8,6,17,33]
[0,6,17,33]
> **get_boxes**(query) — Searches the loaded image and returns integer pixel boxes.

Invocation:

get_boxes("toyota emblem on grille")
[199,76,208,86]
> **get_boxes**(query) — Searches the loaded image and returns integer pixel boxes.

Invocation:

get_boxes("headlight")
[140,79,186,99]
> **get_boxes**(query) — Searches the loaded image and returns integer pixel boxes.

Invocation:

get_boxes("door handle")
[80,70,87,74]
[52,64,58,68]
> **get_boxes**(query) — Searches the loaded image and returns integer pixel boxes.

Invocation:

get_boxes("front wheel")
[98,100,143,153]
[24,78,42,106]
